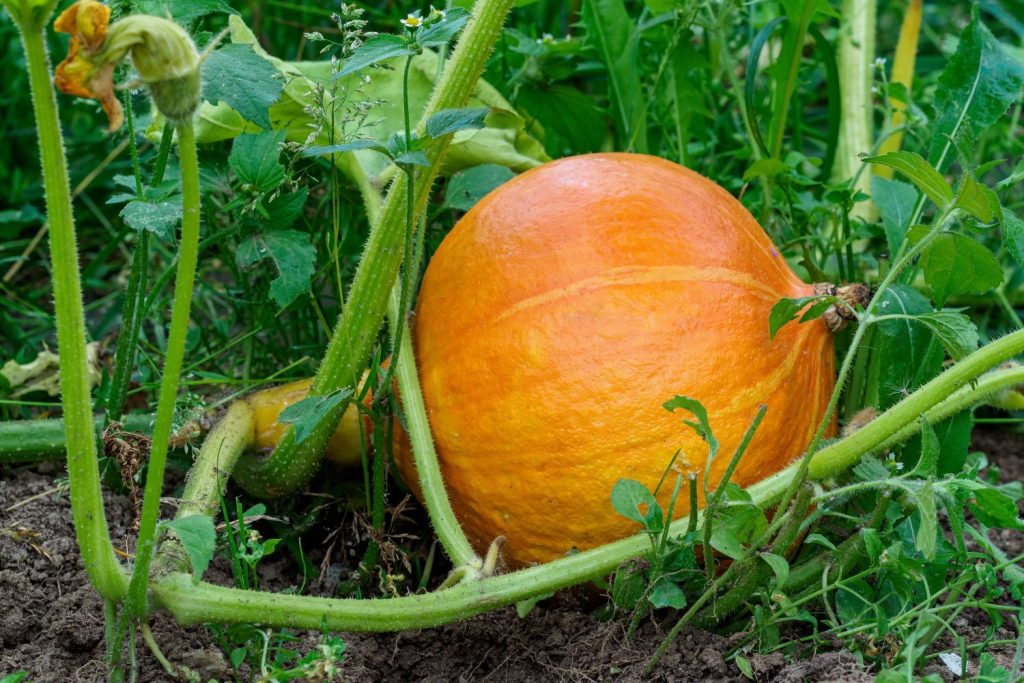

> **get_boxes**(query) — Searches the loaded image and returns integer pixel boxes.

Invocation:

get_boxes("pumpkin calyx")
[813,282,871,333]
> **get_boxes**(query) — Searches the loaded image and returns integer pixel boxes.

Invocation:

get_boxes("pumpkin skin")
[395,153,836,567]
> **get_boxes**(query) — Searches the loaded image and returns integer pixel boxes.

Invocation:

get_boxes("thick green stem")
[0,414,156,463]
[833,0,876,219]
[15,11,126,601]
[389,288,478,568]
[808,329,1024,480]
[127,121,203,616]
[155,401,254,576]
[234,0,515,498]
[873,365,1024,450]
[139,324,1024,633]
[176,401,253,520]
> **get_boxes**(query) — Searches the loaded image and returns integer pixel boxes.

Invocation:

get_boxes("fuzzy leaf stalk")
[48,0,211,631]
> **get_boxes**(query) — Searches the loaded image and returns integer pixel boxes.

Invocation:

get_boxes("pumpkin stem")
[814,282,871,332]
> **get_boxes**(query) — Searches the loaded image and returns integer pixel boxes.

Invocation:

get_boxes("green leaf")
[610,563,646,609]
[711,503,768,560]
[804,533,836,550]
[927,8,1024,172]
[874,285,943,409]
[911,419,940,478]
[203,43,284,129]
[337,35,415,78]
[137,0,236,25]
[581,0,647,152]
[977,653,1011,683]
[265,188,308,227]
[864,151,953,209]
[920,234,1003,306]
[120,198,181,241]
[229,131,287,193]
[648,577,687,610]
[516,83,606,156]
[302,139,387,157]
[862,528,883,564]
[163,515,216,582]
[915,480,937,560]
[662,396,719,462]
[236,230,316,309]
[668,31,709,165]
[872,176,917,256]
[1001,209,1024,269]
[425,107,490,139]
[394,150,431,167]
[445,164,515,212]
[969,488,1024,530]
[278,388,354,445]
[760,552,790,587]
[852,455,890,482]
[417,7,471,47]
[734,654,754,680]
[768,296,818,340]
[0,673,29,683]
[742,158,787,182]
[912,311,979,361]
[610,479,662,530]
[954,174,999,224]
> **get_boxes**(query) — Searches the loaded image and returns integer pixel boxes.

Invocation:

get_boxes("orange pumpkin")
[396,153,836,567]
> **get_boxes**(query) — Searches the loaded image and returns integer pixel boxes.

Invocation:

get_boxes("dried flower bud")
[103,14,201,123]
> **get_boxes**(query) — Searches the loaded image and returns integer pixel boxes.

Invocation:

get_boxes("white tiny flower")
[401,14,422,28]
[873,56,887,70]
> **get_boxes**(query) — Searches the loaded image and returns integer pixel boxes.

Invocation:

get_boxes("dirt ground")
[1,429,1021,682]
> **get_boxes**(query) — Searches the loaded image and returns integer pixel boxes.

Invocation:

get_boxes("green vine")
[8,0,127,601]
[126,120,204,617]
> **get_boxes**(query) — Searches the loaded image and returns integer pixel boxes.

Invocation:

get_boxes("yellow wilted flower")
[53,0,202,131]
[53,0,122,130]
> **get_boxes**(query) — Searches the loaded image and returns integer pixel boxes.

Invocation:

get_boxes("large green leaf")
[236,229,316,310]
[874,285,942,409]
[516,84,606,156]
[229,131,287,193]
[864,151,953,209]
[202,43,283,130]
[872,176,917,256]
[927,8,1024,171]
[920,233,1003,307]
[172,16,547,195]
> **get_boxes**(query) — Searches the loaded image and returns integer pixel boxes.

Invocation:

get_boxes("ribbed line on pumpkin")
[491,265,785,325]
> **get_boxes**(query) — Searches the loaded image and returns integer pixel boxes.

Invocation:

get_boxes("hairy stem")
[127,121,203,617]
[155,401,254,576]
[389,288,478,567]
[16,11,126,601]
[0,414,157,463]
[138,322,1023,634]
[234,0,515,498]
[809,329,1024,480]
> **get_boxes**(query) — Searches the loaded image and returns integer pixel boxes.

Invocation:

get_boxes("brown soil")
[1,430,1021,682]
